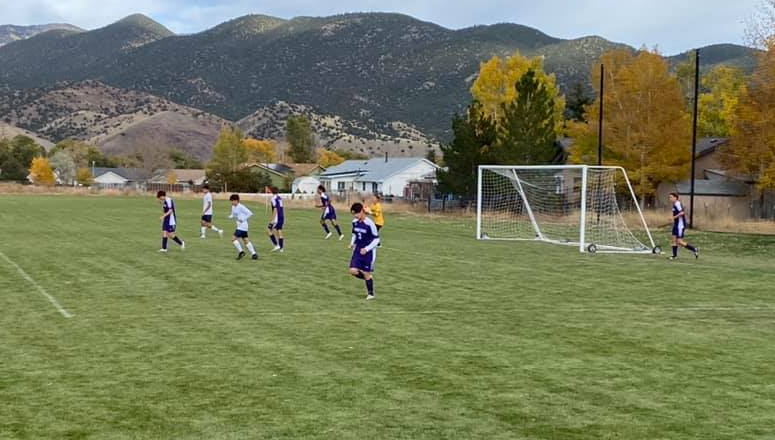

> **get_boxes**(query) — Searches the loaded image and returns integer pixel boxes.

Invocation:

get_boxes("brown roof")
[172,169,206,182]
[285,163,323,176]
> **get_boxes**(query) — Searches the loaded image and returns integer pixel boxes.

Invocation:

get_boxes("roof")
[676,179,750,197]
[171,169,206,182]
[92,167,151,181]
[696,138,729,158]
[243,163,287,177]
[704,168,758,184]
[320,157,439,182]
[285,163,323,176]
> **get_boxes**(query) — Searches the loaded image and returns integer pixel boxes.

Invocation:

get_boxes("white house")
[318,157,440,197]
[292,175,321,194]
[93,168,151,190]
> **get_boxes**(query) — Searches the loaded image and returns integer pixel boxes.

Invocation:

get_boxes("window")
[337,181,345,191]
[362,182,366,191]
[372,182,378,193]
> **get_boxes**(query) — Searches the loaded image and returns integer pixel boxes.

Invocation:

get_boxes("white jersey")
[203,192,214,216]
[230,203,253,231]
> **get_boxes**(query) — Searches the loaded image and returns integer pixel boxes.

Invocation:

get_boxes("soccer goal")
[476,165,660,254]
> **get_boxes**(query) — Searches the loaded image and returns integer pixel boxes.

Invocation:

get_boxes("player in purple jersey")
[267,186,285,252]
[668,193,699,260]
[348,202,380,300]
[316,185,344,240]
[157,191,185,253]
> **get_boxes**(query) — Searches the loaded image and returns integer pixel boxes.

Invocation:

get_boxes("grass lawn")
[0,194,774,439]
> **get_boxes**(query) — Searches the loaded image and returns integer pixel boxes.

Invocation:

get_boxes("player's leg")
[244,237,258,259]
[233,231,245,259]
[160,230,169,252]
[200,218,207,238]
[267,224,279,249]
[332,219,343,238]
[170,230,184,248]
[376,225,382,247]
[363,271,375,300]
[277,229,284,251]
[678,237,699,258]
[321,217,332,238]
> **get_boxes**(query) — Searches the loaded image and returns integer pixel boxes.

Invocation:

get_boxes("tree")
[29,157,55,186]
[496,69,560,165]
[565,82,592,122]
[569,49,692,205]
[698,66,747,137]
[724,44,775,191]
[746,0,775,48]
[471,52,565,133]
[10,135,44,170]
[243,138,277,163]
[437,102,497,197]
[167,171,178,185]
[76,167,93,186]
[285,116,315,163]
[50,139,115,168]
[334,149,368,160]
[316,148,345,168]
[169,149,203,169]
[49,151,77,185]
[425,148,438,164]
[206,126,249,192]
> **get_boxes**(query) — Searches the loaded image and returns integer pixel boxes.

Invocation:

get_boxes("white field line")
[0,250,73,318]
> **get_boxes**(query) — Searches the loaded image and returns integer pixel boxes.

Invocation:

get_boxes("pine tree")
[286,116,315,163]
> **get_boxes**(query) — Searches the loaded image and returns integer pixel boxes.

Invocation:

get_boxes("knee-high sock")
[365,279,374,295]
[246,242,256,256]
[353,272,365,280]
[173,236,183,246]
[279,238,284,249]
[269,235,278,246]
[322,223,330,234]
[685,243,697,252]
[233,240,243,252]
[672,246,678,257]
[162,237,168,250]
[334,224,342,236]
[201,226,206,236]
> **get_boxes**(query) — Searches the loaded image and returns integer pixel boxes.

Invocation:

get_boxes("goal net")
[477,165,658,254]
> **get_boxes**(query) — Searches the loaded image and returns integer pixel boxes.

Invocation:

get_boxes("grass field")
[1,194,774,439]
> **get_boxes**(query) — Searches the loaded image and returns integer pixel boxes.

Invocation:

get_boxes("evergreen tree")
[496,69,559,165]
[286,116,315,163]
[565,82,592,122]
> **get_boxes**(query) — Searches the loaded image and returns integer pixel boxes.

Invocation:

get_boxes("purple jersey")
[321,193,336,218]
[162,197,177,228]
[271,194,284,223]
[351,217,380,251]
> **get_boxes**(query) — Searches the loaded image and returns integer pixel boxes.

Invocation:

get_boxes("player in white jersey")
[229,194,258,260]
[200,184,223,239]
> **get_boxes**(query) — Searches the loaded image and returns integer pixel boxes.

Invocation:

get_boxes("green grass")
[0,194,774,439]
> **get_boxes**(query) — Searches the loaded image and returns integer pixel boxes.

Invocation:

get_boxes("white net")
[477,166,656,253]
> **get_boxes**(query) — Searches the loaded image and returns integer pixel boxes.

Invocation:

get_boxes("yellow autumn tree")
[166,171,178,185]
[569,49,692,204]
[471,51,565,133]
[724,43,775,190]
[698,66,747,137]
[243,138,277,163]
[76,167,93,186]
[29,157,55,186]
[316,148,345,168]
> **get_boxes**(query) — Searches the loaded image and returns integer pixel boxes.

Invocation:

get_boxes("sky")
[0,0,761,54]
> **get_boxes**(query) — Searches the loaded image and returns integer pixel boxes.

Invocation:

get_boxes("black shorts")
[234,230,249,239]
[201,215,213,223]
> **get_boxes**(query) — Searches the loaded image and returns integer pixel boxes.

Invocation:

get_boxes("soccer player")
[267,186,285,252]
[364,193,384,247]
[316,185,344,240]
[157,191,185,253]
[229,194,258,260]
[348,202,380,300]
[668,192,699,260]
[200,184,223,239]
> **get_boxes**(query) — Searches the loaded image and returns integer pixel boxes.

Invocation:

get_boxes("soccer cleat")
[218,230,224,238]
[338,234,345,241]
[366,294,375,300]
[279,248,284,253]
[251,253,259,260]
[158,249,168,253]
[181,241,186,251]
[237,251,246,260]
[667,256,678,261]
[200,235,206,239]
[271,246,282,252]
[694,248,700,259]
[325,232,333,239]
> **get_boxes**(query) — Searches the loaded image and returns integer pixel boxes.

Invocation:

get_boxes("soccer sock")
[365,279,374,295]
[233,240,243,252]
[334,225,342,236]
[279,238,284,249]
[201,227,206,236]
[246,242,257,256]
[162,237,168,250]
[270,235,278,246]
[322,223,330,234]
[353,272,365,279]
[685,244,697,252]
[212,225,221,232]
[173,237,183,246]
[672,246,678,257]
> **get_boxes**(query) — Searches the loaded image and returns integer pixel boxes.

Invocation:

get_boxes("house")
[244,163,324,191]
[92,168,151,190]
[318,157,440,197]
[292,176,322,194]
[150,169,207,186]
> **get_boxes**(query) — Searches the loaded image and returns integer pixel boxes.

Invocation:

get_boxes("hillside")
[0,121,55,150]
[0,81,227,160]
[0,23,83,46]
[0,12,759,142]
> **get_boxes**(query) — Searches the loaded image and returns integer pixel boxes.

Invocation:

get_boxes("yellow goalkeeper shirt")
[368,202,384,226]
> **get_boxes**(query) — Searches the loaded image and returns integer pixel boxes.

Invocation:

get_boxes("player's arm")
[241,206,254,221]
[204,201,212,214]
[673,204,686,220]
[160,208,173,219]
[362,223,381,253]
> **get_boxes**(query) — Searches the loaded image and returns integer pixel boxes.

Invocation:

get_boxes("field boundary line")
[0,250,74,318]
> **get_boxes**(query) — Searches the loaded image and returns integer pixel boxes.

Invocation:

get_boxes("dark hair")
[271,186,279,194]
[318,185,326,192]
[350,202,364,214]
[230,194,240,201]
[669,192,679,199]
[374,193,381,200]
[157,191,166,198]
[202,184,210,190]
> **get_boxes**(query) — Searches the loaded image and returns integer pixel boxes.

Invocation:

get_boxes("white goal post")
[476,165,659,254]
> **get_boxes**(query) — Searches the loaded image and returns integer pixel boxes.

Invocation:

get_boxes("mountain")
[0,13,760,142]
[0,121,55,150]
[0,81,227,160]
[0,23,83,46]
[668,44,760,72]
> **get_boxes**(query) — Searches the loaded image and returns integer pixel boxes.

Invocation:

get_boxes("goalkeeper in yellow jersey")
[364,193,384,247]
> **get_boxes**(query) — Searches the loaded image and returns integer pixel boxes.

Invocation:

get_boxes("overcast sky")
[0,0,760,54]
